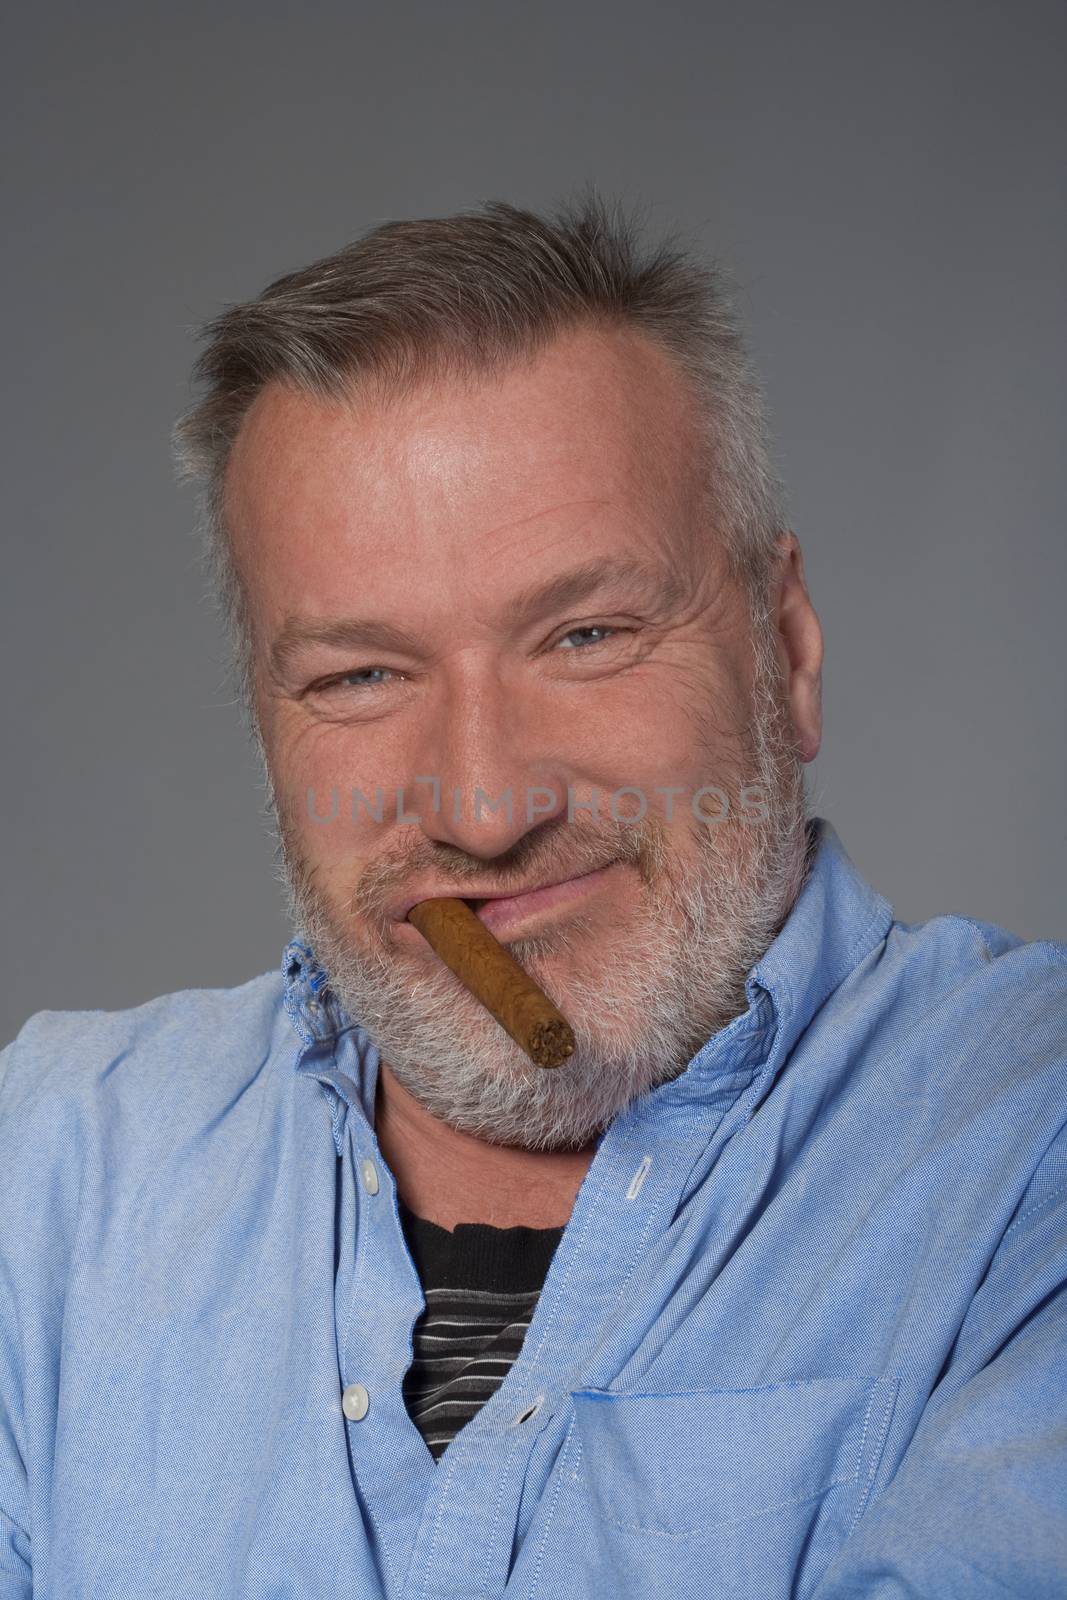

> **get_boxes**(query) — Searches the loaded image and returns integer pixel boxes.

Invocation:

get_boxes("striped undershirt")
[398,1198,564,1462]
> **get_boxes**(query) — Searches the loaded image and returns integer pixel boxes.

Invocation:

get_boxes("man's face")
[225,324,813,1150]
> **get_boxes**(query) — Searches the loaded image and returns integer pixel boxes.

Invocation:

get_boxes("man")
[1,193,1064,1599]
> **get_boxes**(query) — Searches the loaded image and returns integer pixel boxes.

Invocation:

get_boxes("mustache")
[346,814,660,927]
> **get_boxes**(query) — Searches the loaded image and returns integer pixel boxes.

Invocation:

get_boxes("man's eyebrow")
[269,616,426,680]
[500,555,689,630]
[268,555,688,680]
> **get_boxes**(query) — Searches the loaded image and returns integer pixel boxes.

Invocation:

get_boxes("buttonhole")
[625,1155,652,1200]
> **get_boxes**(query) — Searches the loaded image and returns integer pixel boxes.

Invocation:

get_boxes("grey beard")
[266,631,812,1152]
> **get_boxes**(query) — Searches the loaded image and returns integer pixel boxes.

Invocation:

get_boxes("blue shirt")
[2,816,1066,1599]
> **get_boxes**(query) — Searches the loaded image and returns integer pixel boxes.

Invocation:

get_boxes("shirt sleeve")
[0,1037,33,1598]
[810,1122,1067,1599]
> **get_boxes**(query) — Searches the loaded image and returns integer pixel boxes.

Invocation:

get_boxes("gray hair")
[172,188,787,735]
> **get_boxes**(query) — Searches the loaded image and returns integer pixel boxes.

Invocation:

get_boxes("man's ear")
[769,531,823,763]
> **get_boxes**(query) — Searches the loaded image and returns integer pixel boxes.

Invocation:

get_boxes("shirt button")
[342,1383,370,1421]
[360,1158,380,1195]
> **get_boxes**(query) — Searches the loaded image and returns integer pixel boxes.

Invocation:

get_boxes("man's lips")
[467,864,619,931]
[393,862,621,930]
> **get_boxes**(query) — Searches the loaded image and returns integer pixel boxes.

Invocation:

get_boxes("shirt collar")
[735,813,895,1093]
[280,938,351,1049]
[281,816,895,1086]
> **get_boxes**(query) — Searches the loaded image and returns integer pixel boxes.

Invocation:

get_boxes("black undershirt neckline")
[397,1197,564,1293]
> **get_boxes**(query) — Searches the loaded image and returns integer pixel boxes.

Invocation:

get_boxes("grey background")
[3,0,1064,1045]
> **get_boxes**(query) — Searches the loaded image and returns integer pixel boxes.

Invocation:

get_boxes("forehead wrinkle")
[477,496,610,545]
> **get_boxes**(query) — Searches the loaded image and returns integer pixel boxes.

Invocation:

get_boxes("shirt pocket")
[553,1376,898,1600]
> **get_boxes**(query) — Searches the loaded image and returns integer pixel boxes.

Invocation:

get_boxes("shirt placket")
[394,1019,777,1599]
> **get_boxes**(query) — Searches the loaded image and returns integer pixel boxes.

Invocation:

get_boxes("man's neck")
[373,1062,597,1231]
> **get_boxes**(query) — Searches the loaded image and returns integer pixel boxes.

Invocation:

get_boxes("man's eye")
[315,666,399,693]
[556,625,623,651]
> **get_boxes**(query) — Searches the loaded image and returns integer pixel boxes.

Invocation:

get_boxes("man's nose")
[401,669,571,860]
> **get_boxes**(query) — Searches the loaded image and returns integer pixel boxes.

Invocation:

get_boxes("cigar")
[406,897,576,1068]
